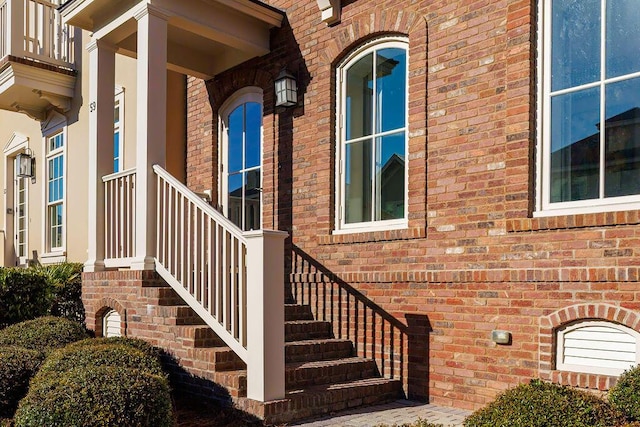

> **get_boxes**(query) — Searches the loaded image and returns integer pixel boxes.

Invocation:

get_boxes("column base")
[130,256,156,271]
[84,259,106,272]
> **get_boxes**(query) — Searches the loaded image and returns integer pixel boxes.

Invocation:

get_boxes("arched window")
[103,309,122,338]
[219,88,263,231]
[336,37,408,232]
[556,320,640,376]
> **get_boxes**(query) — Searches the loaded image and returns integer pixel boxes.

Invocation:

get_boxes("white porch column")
[85,39,116,272]
[6,0,25,56]
[245,229,288,401]
[131,6,168,270]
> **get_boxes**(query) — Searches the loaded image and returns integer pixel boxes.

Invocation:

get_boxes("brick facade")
[182,0,640,411]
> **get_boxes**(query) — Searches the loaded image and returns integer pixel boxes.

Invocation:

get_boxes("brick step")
[285,320,333,342]
[183,346,246,372]
[238,377,403,424]
[285,304,314,321]
[174,325,225,348]
[140,286,184,306]
[285,357,379,389]
[286,339,353,363]
[155,306,206,325]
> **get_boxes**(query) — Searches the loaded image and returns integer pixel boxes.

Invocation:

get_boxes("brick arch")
[318,8,425,67]
[539,303,640,390]
[208,69,274,110]
[94,297,127,338]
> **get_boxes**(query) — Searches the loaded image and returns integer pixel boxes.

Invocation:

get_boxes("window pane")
[245,102,261,169]
[606,0,640,78]
[346,53,373,140]
[550,88,601,202]
[227,173,243,229]
[551,0,600,91]
[605,77,640,197]
[227,106,244,173]
[376,132,405,220]
[376,48,406,133]
[49,204,62,249]
[114,131,120,172]
[345,139,372,223]
[245,168,261,231]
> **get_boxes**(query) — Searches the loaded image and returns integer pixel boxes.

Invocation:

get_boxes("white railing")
[153,165,287,401]
[0,0,75,68]
[155,165,248,354]
[103,168,136,267]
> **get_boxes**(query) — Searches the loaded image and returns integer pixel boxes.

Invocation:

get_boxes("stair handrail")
[153,165,287,402]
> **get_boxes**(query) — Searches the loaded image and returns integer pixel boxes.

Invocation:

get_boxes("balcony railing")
[0,0,75,68]
[103,168,136,267]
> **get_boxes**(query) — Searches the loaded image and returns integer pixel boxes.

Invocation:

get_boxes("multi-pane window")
[224,100,262,231]
[14,159,27,259]
[337,39,408,230]
[47,132,64,250]
[114,87,124,172]
[540,0,640,212]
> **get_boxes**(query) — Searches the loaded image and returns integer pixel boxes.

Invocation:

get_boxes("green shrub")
[37,263,85,324]
[0,317,88,354]
[0,269,49,329]
[37,341,164,378]
[610,365,640,422]
[464,379,625,427]
[15,366,172,427]
[0,346,43,418]
[66,337,162,361]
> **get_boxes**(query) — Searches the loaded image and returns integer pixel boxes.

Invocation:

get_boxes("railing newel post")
[244,230,288,402]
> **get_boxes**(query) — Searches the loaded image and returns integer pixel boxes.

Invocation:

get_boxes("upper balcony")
[0,0,77,120]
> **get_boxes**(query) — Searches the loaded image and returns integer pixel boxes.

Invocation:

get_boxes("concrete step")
[285,320,333,342]
[285,304,315,321]
[286,338,353,363]
[285,357,379,389]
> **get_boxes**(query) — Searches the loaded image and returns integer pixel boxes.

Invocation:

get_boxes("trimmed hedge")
[464,379,625,427]
[14,366,172,427]
[610,365,640,422]
[0,269,49,329]
[0,317,88,354]
[0,346,43,418]
[37,341,164,378]
[66,337,162,361]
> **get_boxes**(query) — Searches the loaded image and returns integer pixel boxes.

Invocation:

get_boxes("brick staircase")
[147,283,403,424]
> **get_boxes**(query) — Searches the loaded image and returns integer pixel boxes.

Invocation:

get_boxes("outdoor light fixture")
[275,68,297,107]
[16,148,34,178]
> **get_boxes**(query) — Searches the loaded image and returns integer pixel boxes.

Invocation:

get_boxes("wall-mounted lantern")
[275,69,298,107]
[16,149,34,178]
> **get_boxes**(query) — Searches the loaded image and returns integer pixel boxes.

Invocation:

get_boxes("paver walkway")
[289,400,470,427]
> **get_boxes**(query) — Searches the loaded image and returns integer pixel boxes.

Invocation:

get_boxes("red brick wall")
[185,0,640,411]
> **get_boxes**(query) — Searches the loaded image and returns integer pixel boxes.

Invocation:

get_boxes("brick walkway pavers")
[289,400,471,427]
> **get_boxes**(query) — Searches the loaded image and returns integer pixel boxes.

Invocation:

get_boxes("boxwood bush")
[14,366,172,427]
[67,337,162,361]
[37,340,164,378]
[0,268,49,329]
[464,379,625,427]
[0,316,88,354]
[610,365,640,422]
[0,346,43,418]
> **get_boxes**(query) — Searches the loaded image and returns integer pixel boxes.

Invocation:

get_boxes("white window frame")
[335,37,409,233]
[536,0,640,217]
[14,158,28,263]
[114,86,125,173]
[42,121,67,256]
[3,133,30,266]
[556,320,640,376]
[218,87,263,231]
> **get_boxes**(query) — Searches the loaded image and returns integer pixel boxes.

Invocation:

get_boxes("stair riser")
[286,341,353,363]
[285,321,333,342]
[285,304,314,321]
[286,360,379,389]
